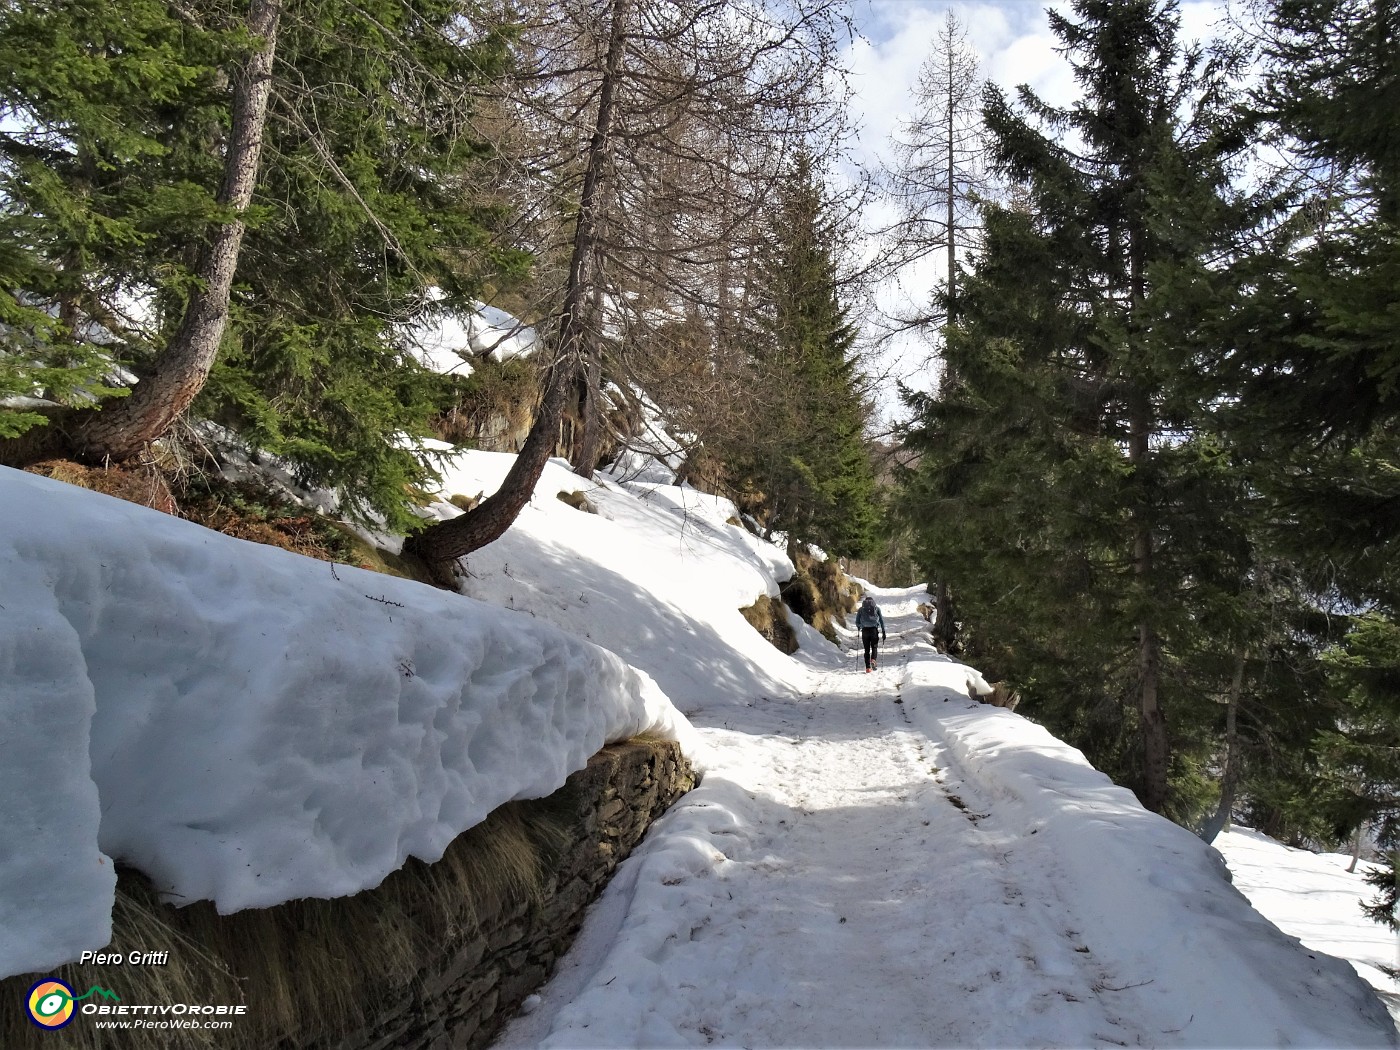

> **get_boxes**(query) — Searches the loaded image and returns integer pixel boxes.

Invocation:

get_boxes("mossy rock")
[739,594,798,654]
[781,544,857,643]
[556,490,597,514]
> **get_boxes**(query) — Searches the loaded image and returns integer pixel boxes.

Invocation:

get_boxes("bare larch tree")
[404,0,854,581]
[881,11,990,651]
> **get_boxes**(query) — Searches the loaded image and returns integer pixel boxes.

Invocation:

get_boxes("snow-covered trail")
[496,592,1162,1048]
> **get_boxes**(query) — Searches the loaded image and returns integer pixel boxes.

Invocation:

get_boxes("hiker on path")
[855,595,886,672]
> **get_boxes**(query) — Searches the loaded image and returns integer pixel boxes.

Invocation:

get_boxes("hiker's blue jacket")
[855,603,884,631]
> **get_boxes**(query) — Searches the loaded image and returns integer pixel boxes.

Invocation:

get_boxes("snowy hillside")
[2,451,1397,1046]
[1216,826,1400,1023]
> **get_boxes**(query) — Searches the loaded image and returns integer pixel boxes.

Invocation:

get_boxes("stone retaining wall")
[314,739,695,1050]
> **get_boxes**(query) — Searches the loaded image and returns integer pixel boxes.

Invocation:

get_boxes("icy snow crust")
[0,466,690,979]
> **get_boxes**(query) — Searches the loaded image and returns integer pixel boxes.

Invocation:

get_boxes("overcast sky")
[842,0,1231,425]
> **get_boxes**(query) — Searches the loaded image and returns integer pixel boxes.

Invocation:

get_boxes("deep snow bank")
[0,466,693,980]
[901,652,1397,1047]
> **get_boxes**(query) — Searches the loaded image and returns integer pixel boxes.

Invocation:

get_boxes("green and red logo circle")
[27,979,77,1029]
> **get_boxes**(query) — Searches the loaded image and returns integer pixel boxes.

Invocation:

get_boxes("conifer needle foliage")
[725,151,879,560]
[0,0,528,527]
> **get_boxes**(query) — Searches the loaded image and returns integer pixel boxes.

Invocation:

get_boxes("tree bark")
[1201,648,1247,843]
[405,363,573,580]
[572,350,604,479]
[1136,601,1169,814]
[404,0,631,580]
[1127,364,1171,797]
[1125,196,1170,814]
[73,0,282,463]
[571,280,607,479]
[933,578,955,652]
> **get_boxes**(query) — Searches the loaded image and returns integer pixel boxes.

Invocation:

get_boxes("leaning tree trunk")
[403,0,631,582]
[405,363,573,584]
[73,0,282,464]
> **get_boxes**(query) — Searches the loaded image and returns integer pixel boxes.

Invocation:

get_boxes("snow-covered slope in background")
[418,452,804,711]
[408,300,539,376]
[1217,826,1400,1020]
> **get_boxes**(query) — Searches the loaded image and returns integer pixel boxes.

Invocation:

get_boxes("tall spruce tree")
[0,0,233,436]
[0,0,526,527]
[1315,614,1400,925]
[1192,0,1400,908]
[1212,0,1400,610]
[728,151,878,558]
[899,0,1256,815]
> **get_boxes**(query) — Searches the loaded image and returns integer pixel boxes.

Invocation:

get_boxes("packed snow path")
[499,590,1391,1048]
[3,462,1389,1045]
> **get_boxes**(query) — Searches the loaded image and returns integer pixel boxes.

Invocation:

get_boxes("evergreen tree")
[0,0,526,527]
[201,0,527,527]
[1314,613,1400,926]
[728,152,878,559]
[1210,0,1400,610]
[1194,0,1400,901]
[0,0,232,436]
[72,0,283,465]
[899,0,1256,815]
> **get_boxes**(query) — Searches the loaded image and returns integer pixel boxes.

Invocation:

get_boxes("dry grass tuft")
[432,358,539,452]
[23,458,441,588]
[740,594,798,654]
[0,792,582,1050]
[25,458,177,514]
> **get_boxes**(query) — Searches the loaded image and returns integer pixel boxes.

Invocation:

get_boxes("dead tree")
[404,0,852,578]
[881,11,992,652]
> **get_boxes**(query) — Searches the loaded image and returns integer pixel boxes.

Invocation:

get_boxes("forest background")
[2,0,1399,937]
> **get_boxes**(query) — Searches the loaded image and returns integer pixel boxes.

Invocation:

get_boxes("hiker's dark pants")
[862,627,881,669]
